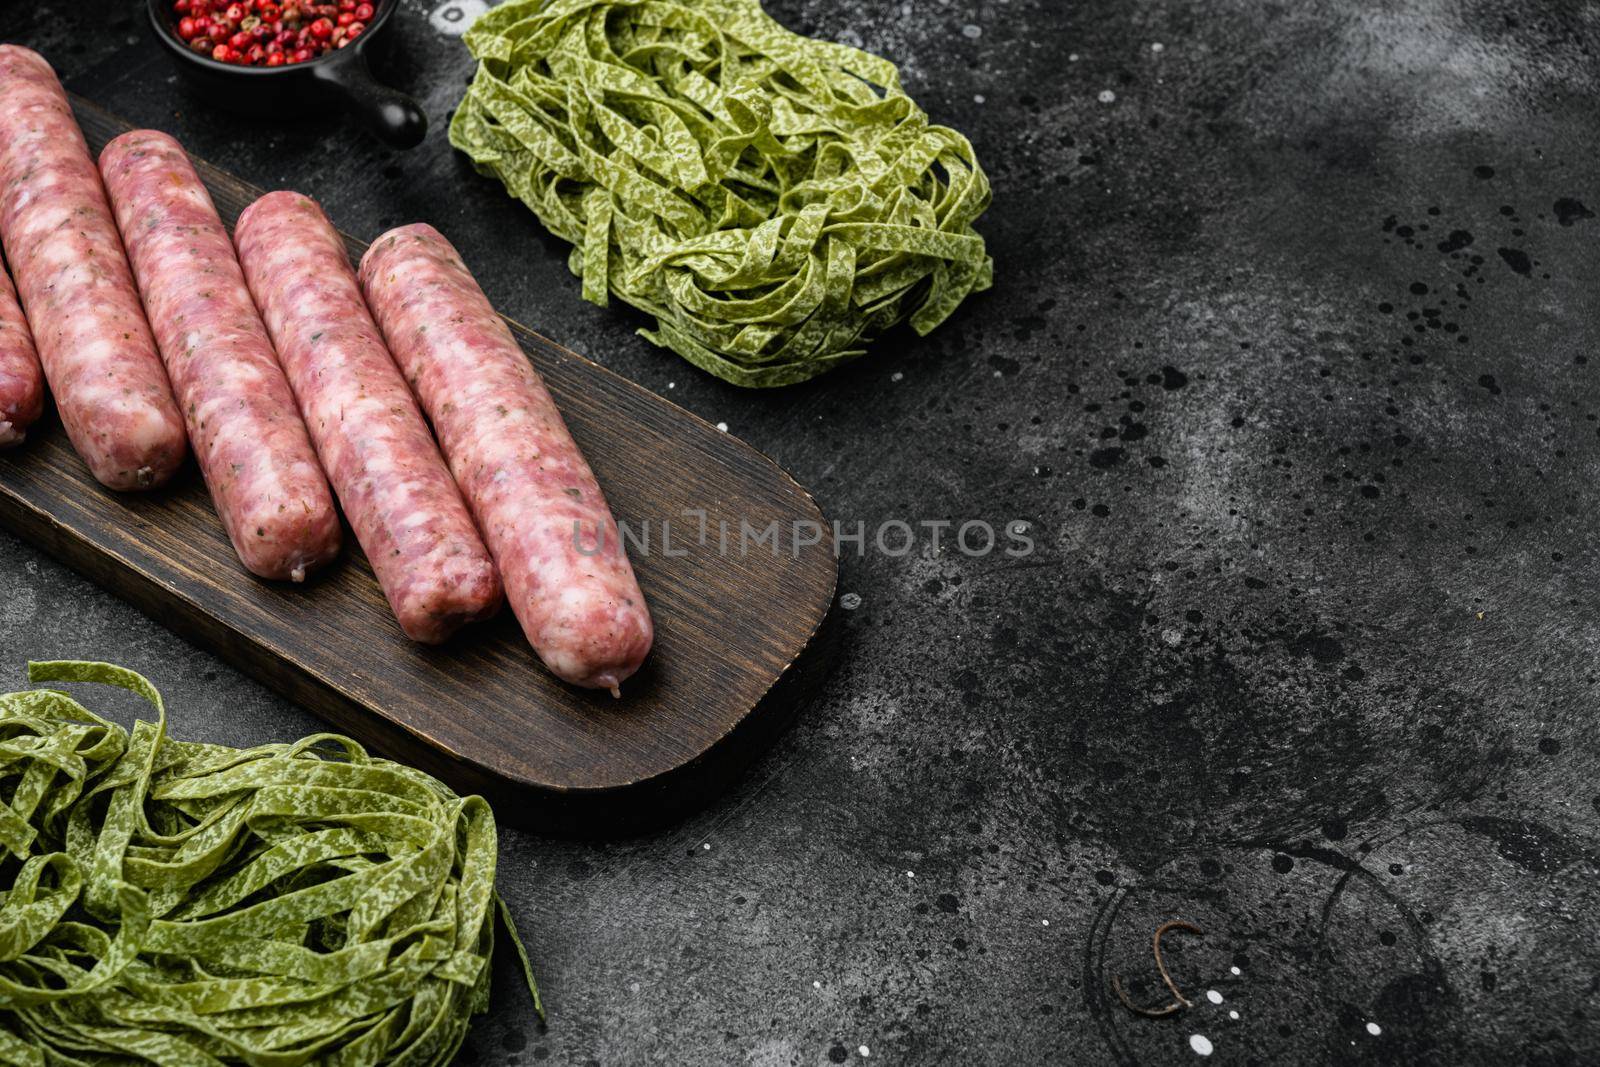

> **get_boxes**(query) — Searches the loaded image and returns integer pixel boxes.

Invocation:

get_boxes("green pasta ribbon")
[0,661,541,1066]
[450,0,994,387]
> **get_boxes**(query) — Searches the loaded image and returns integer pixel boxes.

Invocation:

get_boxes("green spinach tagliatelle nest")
[451,0,994,387]
[0,662,539,1067]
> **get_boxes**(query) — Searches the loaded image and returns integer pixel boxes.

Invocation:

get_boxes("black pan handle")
[312,47,427,149]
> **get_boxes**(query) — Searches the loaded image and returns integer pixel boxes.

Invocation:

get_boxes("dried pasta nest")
[451,0,994,387]
[0,661,539,1067]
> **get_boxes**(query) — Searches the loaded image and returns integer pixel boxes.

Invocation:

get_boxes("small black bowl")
[147,0,427,149]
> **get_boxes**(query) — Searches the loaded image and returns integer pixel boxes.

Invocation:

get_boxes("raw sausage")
[360,226,653,690]
[99,130,340,581]
[360,224,652,691]
[0,45,185,488]
[235,192,501,641]
[0,257,43,447]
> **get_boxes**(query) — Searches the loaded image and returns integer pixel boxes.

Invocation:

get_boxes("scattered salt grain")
[1098,89,1116,104]
[1205,990,1223,1005]
[1190,1034,1213,1056]
[716,421,728,432]
[1366,1022,1382,1037]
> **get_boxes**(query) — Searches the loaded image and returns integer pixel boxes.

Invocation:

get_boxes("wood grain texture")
[0,97,838,834]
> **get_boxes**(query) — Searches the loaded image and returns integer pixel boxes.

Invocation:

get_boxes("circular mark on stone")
[1409,281,1428,295]
[840,593,862,610]
[1538,737,1561,756]
[828,1045,848,1063]
[430,0,488,36]
[1189,1034,1214,1056]
[1094,869,1115,885]
[1474,165,1495,179]
[1379,930,1397,946]
[1322,817,1348,841]
[1271,854,1294,874]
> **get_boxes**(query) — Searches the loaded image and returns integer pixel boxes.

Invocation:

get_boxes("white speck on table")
[1189,1034,1214,1056]
[961,24,981,38]
[1230,966,1242,976]
[858,1046,871,1058]
[1206,990,1223,1005]
[1098,89,1117,103]
[716,422,729,432]
[1367,1022,1382,1036]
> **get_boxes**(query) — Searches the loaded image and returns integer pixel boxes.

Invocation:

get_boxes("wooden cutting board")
[0,97,838,834]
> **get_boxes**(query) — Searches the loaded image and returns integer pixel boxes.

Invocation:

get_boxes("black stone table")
[3,1,1598,1063]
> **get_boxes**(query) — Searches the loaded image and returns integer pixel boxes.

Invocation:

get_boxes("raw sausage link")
[0,46,185,488]
[360,224,652,690]
[235,192,502,641]
[99,130,341,581]
[0,256,43,447]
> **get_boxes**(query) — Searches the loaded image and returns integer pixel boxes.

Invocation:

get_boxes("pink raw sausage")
[360,224,652,691]
[235,192,501,641]
[0,45,185,488]
[0,257,43,447]
[99,130,341,581]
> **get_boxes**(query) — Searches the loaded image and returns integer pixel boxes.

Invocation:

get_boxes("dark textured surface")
[2,1,1598,1063]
